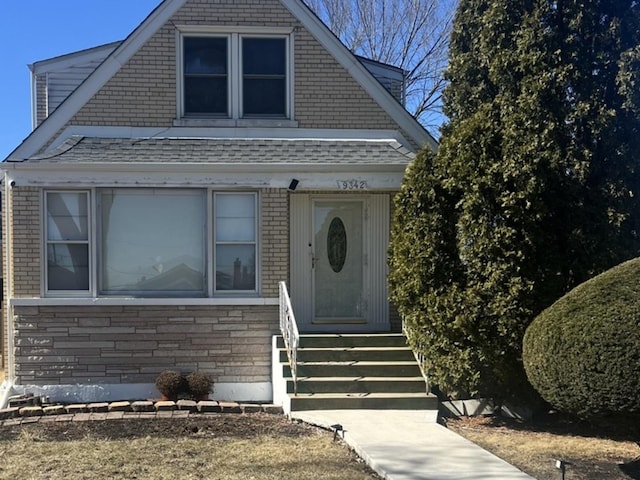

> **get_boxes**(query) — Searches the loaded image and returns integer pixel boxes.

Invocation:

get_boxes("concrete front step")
[279,347,415,363]
[274,333,437,413]
[289,392,439,411]
[284,361,422,378]
[276,333,408,349]
[285,376,427,394]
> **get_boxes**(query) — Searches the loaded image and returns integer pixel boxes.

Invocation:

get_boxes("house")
[0,0,435,406]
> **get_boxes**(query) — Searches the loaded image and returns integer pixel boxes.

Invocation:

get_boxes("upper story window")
[179,29,292,122]
[242,38,287,117]
[184,37,228,116]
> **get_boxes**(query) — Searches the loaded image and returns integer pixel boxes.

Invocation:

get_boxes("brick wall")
[13,304,278,385]
[7,187,287,299]
[11,188,41,298]
[261,188,289,296]
[5,186,286,387]
[68,0,399,132]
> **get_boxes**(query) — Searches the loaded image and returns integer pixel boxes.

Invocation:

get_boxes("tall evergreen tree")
[389,0,640,401]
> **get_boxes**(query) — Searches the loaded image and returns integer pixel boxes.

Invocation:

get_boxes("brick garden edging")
[0,400,284,426]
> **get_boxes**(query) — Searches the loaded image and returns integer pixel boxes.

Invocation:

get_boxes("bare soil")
[0,413,307,441]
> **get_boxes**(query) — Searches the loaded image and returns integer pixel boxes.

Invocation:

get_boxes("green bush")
[523,258,640,420]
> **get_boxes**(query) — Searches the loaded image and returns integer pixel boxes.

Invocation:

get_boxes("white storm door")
[312,200,366,323]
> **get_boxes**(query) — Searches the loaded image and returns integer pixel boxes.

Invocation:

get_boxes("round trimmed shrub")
[186,372,214,399]
[155,370,187,400]
[522,258,640,420]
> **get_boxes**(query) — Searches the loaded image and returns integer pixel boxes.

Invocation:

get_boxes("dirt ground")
[0,413,316,442]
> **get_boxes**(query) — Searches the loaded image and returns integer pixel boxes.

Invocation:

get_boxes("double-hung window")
[214,193,257,292]
[183,37,228,116]
[44,189,259,297]
[242,37,287,117]
[181,31,291,120]
[45,191,90,293]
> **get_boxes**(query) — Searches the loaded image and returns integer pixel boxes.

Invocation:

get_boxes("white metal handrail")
[279,281,300,395]
[402,320,431,393]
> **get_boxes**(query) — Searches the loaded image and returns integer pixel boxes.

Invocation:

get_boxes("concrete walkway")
[291,410,534,480]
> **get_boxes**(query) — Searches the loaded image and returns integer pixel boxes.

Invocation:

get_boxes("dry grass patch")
[447,414,640,479]
[0,415,380,480]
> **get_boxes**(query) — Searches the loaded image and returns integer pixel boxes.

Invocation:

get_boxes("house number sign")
[336,179,368,190]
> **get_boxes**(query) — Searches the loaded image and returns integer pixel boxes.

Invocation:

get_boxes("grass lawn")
[447,414,640,480]
[0,415,381,480]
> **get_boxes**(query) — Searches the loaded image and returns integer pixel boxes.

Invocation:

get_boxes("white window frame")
[43,190,92,297]
[213,191,259,294]
[42,188,261,298]
[176,26,294,124]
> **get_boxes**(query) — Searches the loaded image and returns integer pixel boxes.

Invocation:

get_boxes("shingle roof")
[26,136,415,165]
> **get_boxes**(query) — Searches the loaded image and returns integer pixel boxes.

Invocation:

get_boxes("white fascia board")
[9,0,189,161]
[4,165,407,191]
[40,125,416,153]
[280,0,437,152]
[29,42,121,75]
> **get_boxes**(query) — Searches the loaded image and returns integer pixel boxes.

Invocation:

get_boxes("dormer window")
[242,37,286,117]
[179,29,293,123]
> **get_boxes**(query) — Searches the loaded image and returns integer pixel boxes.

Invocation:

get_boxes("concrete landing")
[291,409,534,480]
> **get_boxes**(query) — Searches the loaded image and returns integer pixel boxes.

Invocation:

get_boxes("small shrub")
[523,257,640,420]
[155,370,186,400]
[186,372,214,399]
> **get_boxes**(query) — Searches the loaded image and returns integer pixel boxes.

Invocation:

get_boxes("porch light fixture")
[288,179,299,191]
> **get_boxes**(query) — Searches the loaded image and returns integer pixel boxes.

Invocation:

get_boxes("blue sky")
[0,1,161,160]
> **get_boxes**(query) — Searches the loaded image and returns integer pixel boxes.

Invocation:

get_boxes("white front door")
[312,200,366,324]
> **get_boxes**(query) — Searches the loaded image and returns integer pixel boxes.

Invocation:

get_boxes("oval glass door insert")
[327,217,347,273]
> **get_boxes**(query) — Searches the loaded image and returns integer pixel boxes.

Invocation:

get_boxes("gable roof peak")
[6,0,435,162]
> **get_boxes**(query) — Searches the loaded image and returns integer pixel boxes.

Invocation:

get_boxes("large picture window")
[99,189,206,295]
[44,189,259,297]
[181,33,290,120]
[45,191,90,292]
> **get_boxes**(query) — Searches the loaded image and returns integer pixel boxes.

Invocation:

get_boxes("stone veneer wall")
[13,304,278,386]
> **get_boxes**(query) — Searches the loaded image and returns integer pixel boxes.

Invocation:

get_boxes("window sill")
[173,118,299,128]
[11,297,279,307]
